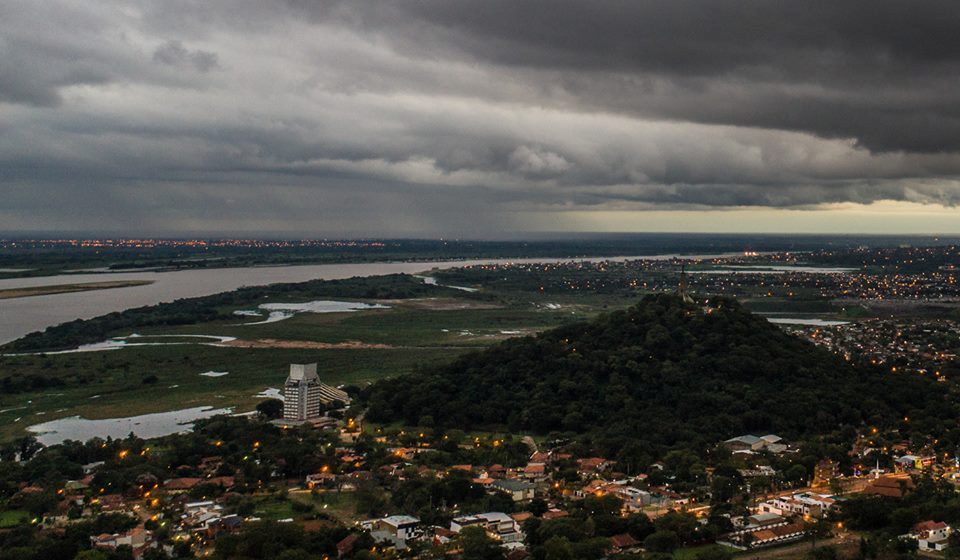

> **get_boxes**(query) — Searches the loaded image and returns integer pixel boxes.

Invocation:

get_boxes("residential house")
[198,456,223,473]
[530,452,551,464]
[451,512,524,545]
[758,492,837,518]
[337,534,359,558]
[306,472,337,489]
[95,494,129,514]
[432,526,457,547]
[611,485,653,512]
[207,514,242,537]
[522,463,547,482]
[492,479,536,502]
[163,477,202,494]
[912,521,952,551]
[181,502,225,532]
[609,533,641,554]
[91,526,156,559]
[576,457,612,477]
[362,515,421,542]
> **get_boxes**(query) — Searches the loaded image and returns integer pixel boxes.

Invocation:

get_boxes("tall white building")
[283,363,323,421]
[281,363,351,422]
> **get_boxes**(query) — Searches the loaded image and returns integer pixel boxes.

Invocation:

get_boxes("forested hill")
[365,294,957,455]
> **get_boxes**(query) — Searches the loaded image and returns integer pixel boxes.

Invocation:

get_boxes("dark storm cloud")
[2,0,960,234]
[153,41,220,72]
[337,0,960,153]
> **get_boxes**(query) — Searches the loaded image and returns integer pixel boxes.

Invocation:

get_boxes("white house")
[758,492,837,518]
[362,515,421,542]
[451,512,524,544]
[912,521,951,551]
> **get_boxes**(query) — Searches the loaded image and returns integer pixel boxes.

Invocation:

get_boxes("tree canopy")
[365,294,957,459]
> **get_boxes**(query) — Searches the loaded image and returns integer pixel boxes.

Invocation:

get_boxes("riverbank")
[0,280,153,300]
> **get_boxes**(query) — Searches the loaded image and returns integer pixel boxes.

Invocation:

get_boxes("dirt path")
[224,338,396,350]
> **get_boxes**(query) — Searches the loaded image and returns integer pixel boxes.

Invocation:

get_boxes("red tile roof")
[164,477,202,490]
[610,533,639,549]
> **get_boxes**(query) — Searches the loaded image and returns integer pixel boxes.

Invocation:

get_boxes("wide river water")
[0,253,742,344]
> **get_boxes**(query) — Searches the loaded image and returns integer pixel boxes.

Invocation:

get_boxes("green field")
[0,291,626,443]
[0,345,464,441]
[0,509,30,528]
[154,298,590,347]
[247,490,360,524]
[673,544,740,560]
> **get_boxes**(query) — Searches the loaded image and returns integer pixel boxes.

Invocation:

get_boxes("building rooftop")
[286,363,319,382]
[726,435,762,445]
[382,515,419,527]
[493,479,535,491]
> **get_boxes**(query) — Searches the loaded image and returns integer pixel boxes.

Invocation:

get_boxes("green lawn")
[0,509,30,528]
[249,492,361,524]
[289,490,360,524]
[674,544,739,560]
[252,497,298,521]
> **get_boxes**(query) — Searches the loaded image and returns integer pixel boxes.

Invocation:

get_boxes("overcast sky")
[3,1,960,237]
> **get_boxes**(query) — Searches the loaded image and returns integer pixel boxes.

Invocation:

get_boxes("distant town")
[1,239,960,559]
[3,354,960,560]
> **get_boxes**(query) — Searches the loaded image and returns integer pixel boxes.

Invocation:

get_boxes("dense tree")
[255,399,283,419]
[643,530,679,553]
[365,295,959,458]
[459,526,505,560]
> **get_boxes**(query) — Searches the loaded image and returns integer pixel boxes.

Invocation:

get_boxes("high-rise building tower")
[283,363,323,421]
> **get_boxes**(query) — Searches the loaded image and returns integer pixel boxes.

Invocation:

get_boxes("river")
[0,253,742,344]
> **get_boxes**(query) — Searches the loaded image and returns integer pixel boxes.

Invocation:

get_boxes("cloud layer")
[2,1,960,235]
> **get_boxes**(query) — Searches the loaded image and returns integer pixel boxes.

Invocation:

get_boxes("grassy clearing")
[289,490,360,524]
[252,497,299,521]
[0,509,30,528]
[674,544,739,560]
[251,492,360,524]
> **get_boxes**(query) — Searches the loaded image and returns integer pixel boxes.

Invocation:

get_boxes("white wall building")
[282,363,351,422]
[361,515,422,542]
[451,512,524,544]
[283,363,323,421]
[758,492,837,518]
